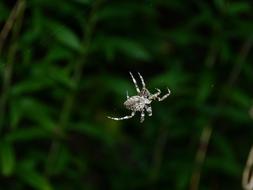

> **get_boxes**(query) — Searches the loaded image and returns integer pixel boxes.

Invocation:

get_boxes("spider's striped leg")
[149,88,161,100]
[140,111,145,123]
[157,88,171,101]
[129,72,140,93]
[126,91,129,99]
[138,72,146,88]
[145,105,152,116]
[107,111,135,121]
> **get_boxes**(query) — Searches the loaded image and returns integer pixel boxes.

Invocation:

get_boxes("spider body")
[124,96,150,112]
[108,72,171,123]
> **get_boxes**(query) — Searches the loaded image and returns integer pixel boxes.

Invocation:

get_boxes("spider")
[107,72,171,123]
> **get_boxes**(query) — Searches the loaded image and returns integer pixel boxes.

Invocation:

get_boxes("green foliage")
[47,21,82,52]
[0,0,253,189]
[0,141,15,176]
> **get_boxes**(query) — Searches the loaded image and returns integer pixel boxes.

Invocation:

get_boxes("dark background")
[0,0,253,189]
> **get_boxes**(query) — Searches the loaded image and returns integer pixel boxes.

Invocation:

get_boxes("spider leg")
[145,105,152,116]
[140,111,145,123]
[129,72,140,93]
[149,88,161,100]
[138,72,146,88]
[126,90,129,99]
[107,112,135,121]
[157,88,171,101]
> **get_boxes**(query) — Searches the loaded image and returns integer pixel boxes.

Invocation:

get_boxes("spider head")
[139,88,150,98]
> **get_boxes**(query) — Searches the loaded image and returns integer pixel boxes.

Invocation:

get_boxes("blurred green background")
[0,0,253,189]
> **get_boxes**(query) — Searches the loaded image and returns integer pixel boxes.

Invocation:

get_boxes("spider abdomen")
[124,96,146,111]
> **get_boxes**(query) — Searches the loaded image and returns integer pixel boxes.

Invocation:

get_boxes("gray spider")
[107,72,171,123]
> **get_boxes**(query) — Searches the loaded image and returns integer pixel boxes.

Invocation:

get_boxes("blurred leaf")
[46,146,70,175]
[69,122,114,144]
[150,65,191,92]
[175,169,191,190]
[44,45,73,62]
[48,68,75,89]
[231,21,253,38]
[169,29,198,46]
[96,2,153,21]
[73,0,92,5]
[221,106,251,123]
[103,74,134,96]
[117,39,151,60]
[11,98,55,131]
[0,2,8,21]
[11,79,53,96]
[0,141,15,176]
[213,134,236,161]
[12,64,74,97]
[21,8,44,44]
[92,35,151,61]
[195,71,214,103]
[227,2,251,15]
[228,89,252,109]
[205,156,241,177]
[220,42,231,62]
[17,169,52,190]
[5,128,51,142]
[213,0,226,11]
[47,21,82,51]
[96,4,134,20]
